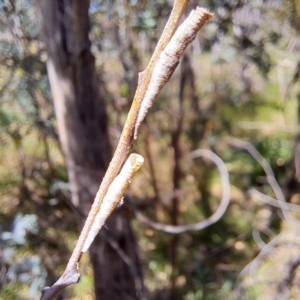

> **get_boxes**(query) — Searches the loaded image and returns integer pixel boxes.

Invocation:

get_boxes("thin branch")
[234,232,285,299]
[228,138,300,299]
[235,232,300,299]
[133,149,230,234]
[250,188,300,213]
[100,232,147,300]
[227,137,295,222]
[275,256,300,300]
[252,228,266,249]
[251,225,276,251]
[41,153,144,299]
[144,127,164,220]
[41,3,213,299]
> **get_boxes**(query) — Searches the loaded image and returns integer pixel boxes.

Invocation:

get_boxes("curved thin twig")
[134,149,231,234]
[234,232,285,298]
[252,228,267,249]
[250,188,300,213]
[235,230,300,299]
[228,138,300,299]
[227,137,295,222]
[252,225,276,250]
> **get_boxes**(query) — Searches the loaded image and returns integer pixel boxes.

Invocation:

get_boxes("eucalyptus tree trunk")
[36,1,142,299]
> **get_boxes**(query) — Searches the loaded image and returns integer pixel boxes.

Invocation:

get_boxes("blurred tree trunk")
[36,1,142,299]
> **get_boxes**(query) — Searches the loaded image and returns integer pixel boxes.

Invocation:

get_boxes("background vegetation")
[1,0,300,299]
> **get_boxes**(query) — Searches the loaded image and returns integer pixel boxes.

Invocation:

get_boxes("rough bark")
[36,1,141,298]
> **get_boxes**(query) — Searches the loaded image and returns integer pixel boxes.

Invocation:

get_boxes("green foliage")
[0,281,25,300]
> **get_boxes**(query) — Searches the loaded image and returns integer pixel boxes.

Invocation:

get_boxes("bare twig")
[133,149,230,234]
[252,225,276,250]
[41,3,213,299]
[41,153,144,299]
[252,228,267,249]
[144,127,163,220]
[234,232,285,299]
[235,227,300,299]
[100,232,147,300]
[228,138,300,299]
[250,187,300,213]
[82,154,144,252]
[227,137,295,222]
[276,256,300,300]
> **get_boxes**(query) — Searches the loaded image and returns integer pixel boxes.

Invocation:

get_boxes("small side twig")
[100,232,147,300]
[275,256,300,300]
[144,127,164,220]
[234,232,285,299]
[227,137,294,222]
[252,226,276,250]
[250,188,300,213]
[230,138,300,299]
[133,149,230,234]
